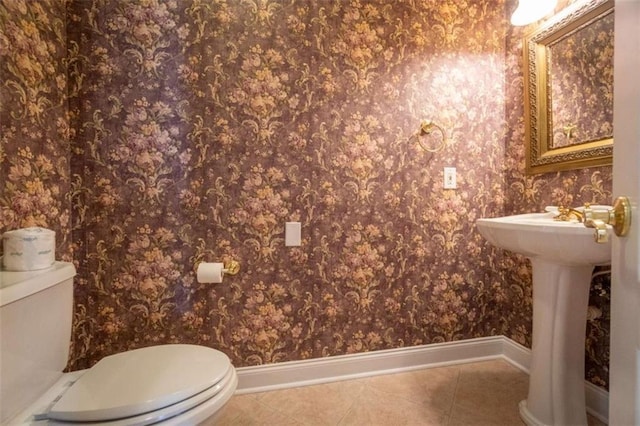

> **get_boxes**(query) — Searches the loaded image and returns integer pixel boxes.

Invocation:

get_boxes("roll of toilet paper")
[197,262,224,283]
[2,227,55,271]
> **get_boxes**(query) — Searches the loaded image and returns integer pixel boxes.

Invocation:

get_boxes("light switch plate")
[444,167,457,189]
[285,222,301,246]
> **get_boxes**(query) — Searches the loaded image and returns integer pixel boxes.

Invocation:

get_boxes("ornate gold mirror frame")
[524,0,614,174]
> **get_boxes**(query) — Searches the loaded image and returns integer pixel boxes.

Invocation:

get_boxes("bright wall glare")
[511,0,558,26]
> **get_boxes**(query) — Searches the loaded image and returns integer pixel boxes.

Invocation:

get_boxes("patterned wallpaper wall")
[0,0,72,260]
[0,0,611,390]
[64,0,511,370]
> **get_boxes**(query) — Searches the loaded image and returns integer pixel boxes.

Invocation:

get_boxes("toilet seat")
[46,368,237,426]
[45,345,236,425]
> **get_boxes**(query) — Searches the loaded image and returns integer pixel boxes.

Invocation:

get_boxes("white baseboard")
[585,382,610,424]
[235,336,609,423]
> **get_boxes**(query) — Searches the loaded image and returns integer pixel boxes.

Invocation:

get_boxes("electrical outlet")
[444,167,457,189]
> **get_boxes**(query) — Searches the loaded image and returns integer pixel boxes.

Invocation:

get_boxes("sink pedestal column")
[519,259,592,426]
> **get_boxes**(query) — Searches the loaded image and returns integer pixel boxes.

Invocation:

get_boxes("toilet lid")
[48,344,232,422]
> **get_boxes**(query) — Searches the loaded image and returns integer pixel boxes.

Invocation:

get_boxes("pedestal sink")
[477,211,611,426]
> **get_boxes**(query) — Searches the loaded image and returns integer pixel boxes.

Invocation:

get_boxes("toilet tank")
[0,261,76,424]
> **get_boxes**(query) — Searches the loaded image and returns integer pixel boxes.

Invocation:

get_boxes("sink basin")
[477,212,611,265]
[477,211,612,426]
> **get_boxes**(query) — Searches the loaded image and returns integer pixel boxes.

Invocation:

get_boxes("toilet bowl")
[1,262,237,425]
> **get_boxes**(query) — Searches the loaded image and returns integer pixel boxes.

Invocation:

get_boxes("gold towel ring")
[413,120,447,153]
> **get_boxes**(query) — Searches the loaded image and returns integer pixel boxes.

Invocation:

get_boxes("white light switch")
[444,167,457,189]
[285,222,301,246]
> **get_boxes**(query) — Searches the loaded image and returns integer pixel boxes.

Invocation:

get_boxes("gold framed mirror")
[524,0,614,175]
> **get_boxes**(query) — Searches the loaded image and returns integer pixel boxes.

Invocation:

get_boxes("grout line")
[334,379,367,426]
[246,391,295,424]
[335,399,354,426]
[445,367,462,426]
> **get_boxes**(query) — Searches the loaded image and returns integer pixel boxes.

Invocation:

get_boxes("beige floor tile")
[204,360,606,426]
[449,360,528,426]
[254,379,366,425]
[339,384,449,425]
[203,394,300,425]
[362,366,459,414]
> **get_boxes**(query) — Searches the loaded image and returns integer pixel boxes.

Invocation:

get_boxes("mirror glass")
[549,11,613,149]
[524,0,614,174]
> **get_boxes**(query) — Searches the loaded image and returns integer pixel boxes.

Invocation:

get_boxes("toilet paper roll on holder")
[195,260,240,284]
[194,260,240,277]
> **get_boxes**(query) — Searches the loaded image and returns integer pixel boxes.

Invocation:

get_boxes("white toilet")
[0,262,237,425]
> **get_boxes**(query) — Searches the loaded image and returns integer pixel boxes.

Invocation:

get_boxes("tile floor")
[207,359,606,426]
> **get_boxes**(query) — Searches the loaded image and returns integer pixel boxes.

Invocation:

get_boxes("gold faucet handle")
[584,217,610,243]
[583,203,615,224]
[593,224,609,244]
[582,197,632,243]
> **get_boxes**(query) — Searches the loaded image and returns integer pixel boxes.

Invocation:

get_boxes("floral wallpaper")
[0,0,611,391]
[550,10,614,148]
[0,0,72,260]
[64,0,509,369]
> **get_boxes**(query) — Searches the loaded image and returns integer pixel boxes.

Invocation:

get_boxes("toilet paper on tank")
[2,227,56,271]
[197,262,225,283]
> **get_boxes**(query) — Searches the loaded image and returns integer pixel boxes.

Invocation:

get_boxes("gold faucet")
[553,206,584,222]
